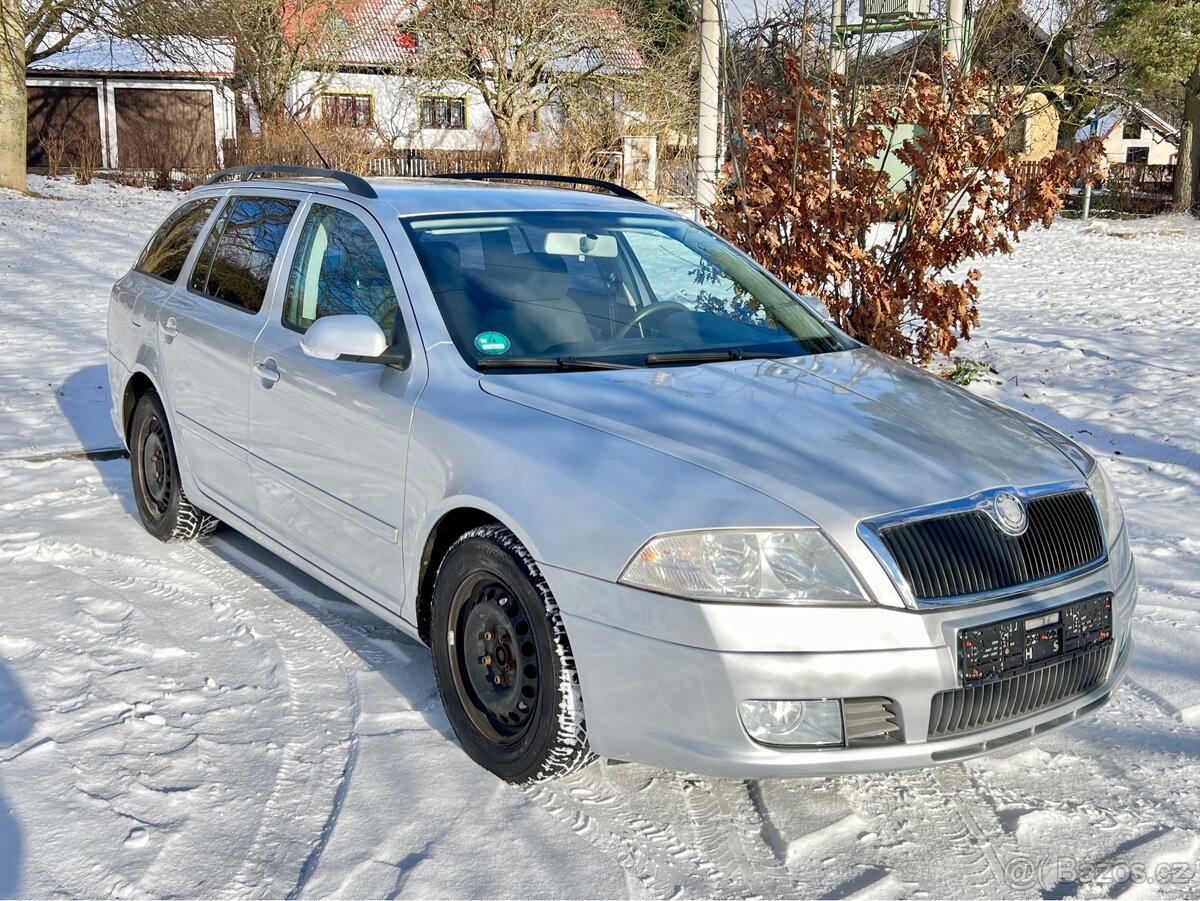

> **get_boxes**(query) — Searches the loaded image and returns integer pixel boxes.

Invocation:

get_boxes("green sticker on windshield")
[474,331,511,355]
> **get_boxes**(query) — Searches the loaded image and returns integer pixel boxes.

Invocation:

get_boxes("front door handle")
[162,316,179,338]
[254,359,280,385]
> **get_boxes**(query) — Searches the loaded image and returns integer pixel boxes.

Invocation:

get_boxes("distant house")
[1078,106,1179,166]
[288,0,495,152]
[289,0,643,153]
[26,36,237,170]
[859,0,1175,179]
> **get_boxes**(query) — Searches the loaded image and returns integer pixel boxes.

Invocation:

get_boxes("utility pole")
[946,0,968,69]
[832,0,848,77]
[695,0,720,213]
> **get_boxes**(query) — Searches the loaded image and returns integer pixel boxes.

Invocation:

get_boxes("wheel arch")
[121,370,159,443]
[415,506,503,645]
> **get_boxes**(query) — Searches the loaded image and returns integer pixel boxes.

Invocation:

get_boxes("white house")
[26,36,237,170]
[289,0,642,154]
[1079,106,1180,166]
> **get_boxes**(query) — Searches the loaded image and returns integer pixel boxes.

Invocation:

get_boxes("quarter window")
[188,197,299,313]
[283,204,400,338]
[135,197,218,282]
[420,96,466,129]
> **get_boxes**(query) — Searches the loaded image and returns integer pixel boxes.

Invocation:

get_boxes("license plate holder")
[958,595,1113,686]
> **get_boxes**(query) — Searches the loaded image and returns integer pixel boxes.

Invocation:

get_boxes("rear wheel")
[431,525,593,783]
[129,390,218,542]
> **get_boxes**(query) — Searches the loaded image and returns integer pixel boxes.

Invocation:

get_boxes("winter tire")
[431,525,594,784]
[129,390,218,542]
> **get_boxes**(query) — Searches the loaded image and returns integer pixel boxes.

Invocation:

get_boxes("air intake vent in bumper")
[844,697,901,745]
[879,489,1105,602]
[928,643,1113,740]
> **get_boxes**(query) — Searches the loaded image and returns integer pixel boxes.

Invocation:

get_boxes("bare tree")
[150,0,364,140]
[408,0,650,169]
[2,0,118,190]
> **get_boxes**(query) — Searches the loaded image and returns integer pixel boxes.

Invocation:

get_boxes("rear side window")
[282,204,400,337]
[188,196,298,313]
[135,198,218,282]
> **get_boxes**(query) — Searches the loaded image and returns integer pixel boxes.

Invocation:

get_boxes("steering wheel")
[616,301,691,340]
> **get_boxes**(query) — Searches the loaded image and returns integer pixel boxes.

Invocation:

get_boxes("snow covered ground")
[0,176,1197,899]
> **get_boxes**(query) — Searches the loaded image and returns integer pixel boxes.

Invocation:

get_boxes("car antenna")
[285,103,332,169]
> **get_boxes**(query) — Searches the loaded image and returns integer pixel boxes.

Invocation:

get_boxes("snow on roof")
[1076,105,1180,144]
[27,35,235,77]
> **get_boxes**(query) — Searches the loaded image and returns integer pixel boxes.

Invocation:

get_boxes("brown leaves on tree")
[708,57,1104,364]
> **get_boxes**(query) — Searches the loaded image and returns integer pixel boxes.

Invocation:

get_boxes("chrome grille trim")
[858,481,1108,609]
[928,643,1113,740]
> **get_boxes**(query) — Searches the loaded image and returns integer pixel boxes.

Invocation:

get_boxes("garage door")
[114,88,217,170]
[26,86,102,168]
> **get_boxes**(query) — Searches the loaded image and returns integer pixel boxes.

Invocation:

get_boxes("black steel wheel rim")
[449,575,543,747]
[141,415,172,515]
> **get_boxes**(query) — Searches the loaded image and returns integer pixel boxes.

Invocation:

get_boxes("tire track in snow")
[525,764,796,898]
[839,767,1020,899]
[163,539,366,900]
[955,684,1200,897]
[0,530,364,898]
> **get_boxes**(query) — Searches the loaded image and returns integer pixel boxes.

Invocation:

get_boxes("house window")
[420,96,466,129]
[1126,146,1150,164]
[1122,116,1143,141]
[1002,114,1029,153]
[322,93,373,128]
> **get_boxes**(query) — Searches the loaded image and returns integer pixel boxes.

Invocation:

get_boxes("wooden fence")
[1009,159,1177,216]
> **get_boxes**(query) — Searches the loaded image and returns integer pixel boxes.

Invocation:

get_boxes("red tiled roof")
[327,0,642,70]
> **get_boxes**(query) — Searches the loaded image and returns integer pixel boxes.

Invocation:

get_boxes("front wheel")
[431,525,594,783]
[129,390,218,542]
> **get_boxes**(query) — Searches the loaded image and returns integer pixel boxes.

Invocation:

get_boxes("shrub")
[708,57,1103,364]
[71,137,101,185]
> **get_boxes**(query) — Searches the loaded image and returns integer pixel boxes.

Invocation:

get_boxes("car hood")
[478,347,1081,526]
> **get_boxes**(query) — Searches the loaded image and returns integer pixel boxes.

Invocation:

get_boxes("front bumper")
[549,557,1135,779]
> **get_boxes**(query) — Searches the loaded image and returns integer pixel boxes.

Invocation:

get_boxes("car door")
[248,198,427,609]
[158,193,300,522]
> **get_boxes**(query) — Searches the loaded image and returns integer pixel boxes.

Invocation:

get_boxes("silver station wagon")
[107,166,1135,783]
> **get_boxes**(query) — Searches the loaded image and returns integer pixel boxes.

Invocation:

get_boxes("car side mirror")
[300,314,413,369]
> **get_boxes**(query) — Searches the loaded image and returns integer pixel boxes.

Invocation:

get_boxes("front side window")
[188,197,299,313]
[420,96,466,129]
[322,93,373,128]
[283,204,400,338]
[403,211,853,368]
[136,197,219,282]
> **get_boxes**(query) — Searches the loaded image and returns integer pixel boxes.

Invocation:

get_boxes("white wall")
[293,70,496,151]
[1102,118,1179,166]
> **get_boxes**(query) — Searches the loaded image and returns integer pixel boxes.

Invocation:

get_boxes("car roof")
[197,174,667,219]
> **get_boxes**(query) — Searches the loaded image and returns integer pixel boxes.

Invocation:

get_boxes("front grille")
[844,697,901,745]
[928,643,1112,740]
[879,490,1105,602]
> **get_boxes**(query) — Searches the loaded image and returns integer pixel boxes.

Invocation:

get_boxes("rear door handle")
[162,316,179,338]
[254,359,280,385]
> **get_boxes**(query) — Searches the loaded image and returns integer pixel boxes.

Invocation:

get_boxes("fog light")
[738,699,844,747]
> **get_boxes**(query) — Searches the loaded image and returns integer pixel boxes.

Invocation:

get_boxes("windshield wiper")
[644,348,789,366]
[474,356,639,372]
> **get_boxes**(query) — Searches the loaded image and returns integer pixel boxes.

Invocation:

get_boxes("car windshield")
[402,211,855,369]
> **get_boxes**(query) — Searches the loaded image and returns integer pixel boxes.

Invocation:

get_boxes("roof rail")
[426,171,645,201]
[203,165,378,199]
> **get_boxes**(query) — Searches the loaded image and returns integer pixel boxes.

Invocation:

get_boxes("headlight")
[1087,460,1125,547]
[618,529,869,604]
